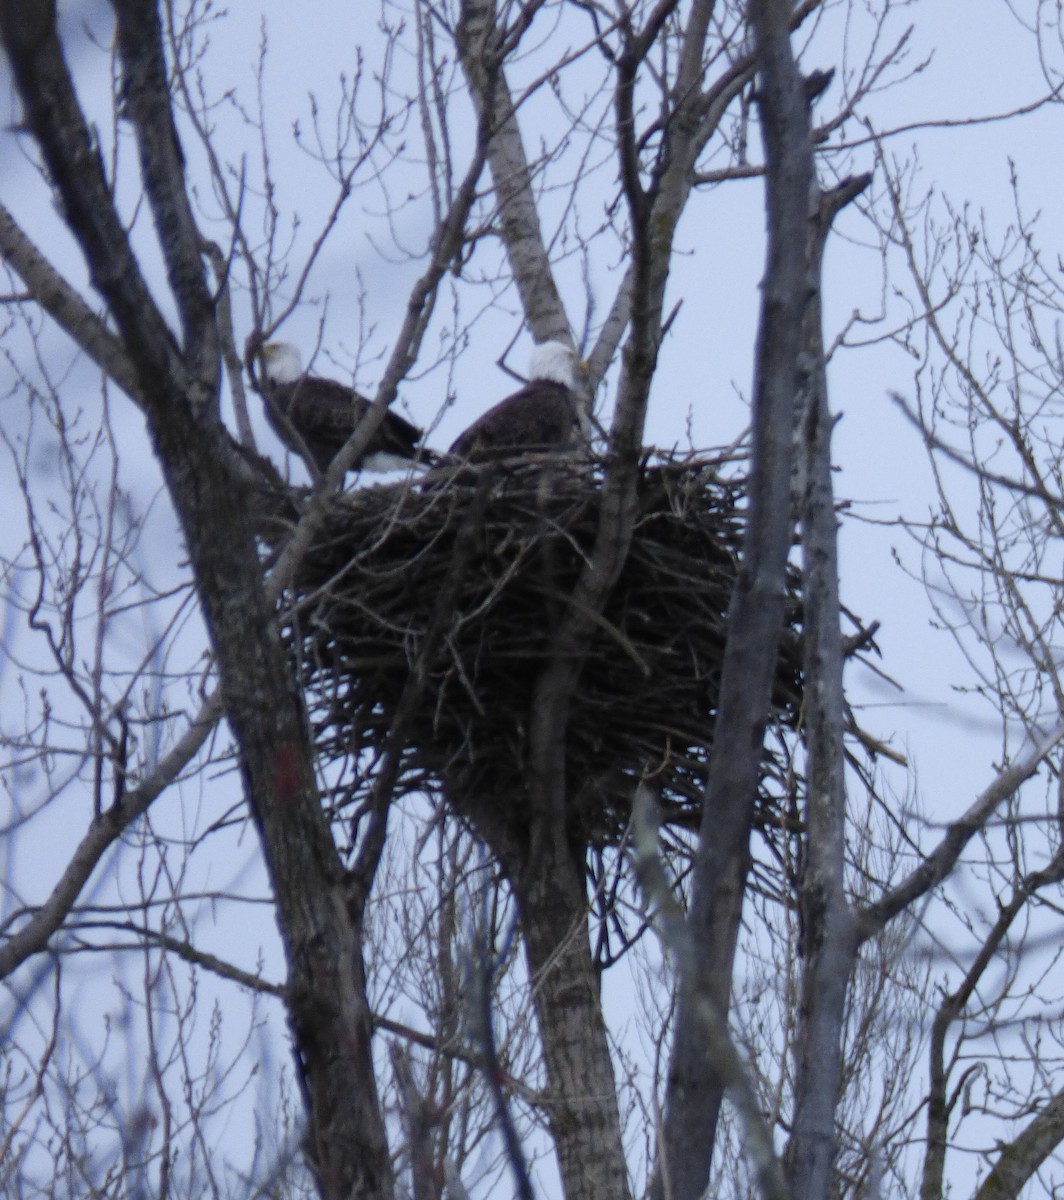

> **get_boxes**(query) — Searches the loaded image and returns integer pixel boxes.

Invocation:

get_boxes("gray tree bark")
[515,843,634,1200]
[783,176,869,1200]
[651,4,816,1195]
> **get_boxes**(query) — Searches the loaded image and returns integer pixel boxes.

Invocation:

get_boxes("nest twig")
[271,451,804,849]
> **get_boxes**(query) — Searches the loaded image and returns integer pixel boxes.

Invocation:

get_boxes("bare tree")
[4,2,1064,1200]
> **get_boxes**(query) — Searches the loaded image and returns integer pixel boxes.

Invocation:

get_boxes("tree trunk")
[514,842,632,1200]
[0,8,394,1197]
[651,3,815,1196]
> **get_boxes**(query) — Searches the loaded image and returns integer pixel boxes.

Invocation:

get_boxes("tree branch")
[456,0,570,345]
[921,844,1064,1200]
[858,723,1064,939]
[632,783,790,1200]
[0,203,141,401]
[112,0,218,397]
[0,1,186,397]
[972,1088,1064,1200]
[0,691,223,981]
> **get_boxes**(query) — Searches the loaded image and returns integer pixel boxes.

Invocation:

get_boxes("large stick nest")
[276,452,803,847]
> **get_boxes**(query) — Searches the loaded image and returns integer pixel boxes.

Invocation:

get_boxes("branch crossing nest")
[278,452,803,848]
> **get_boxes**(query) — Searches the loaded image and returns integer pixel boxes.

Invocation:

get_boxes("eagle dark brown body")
[257,341,431,474]
[449,379,579,459]
[448,340,584,461]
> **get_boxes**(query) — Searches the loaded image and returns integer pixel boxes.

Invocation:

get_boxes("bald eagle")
[256,341,434,475]
[449,341,585,461]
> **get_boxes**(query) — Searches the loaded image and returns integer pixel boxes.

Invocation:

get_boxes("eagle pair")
[254,339,584,477]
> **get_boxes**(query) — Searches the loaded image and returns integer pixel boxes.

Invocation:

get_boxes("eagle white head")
[529,340,580,388]
[261,340,304,385]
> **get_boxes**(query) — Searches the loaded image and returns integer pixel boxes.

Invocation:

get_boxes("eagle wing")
[449,380,577,460]
[265,376,423,472]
